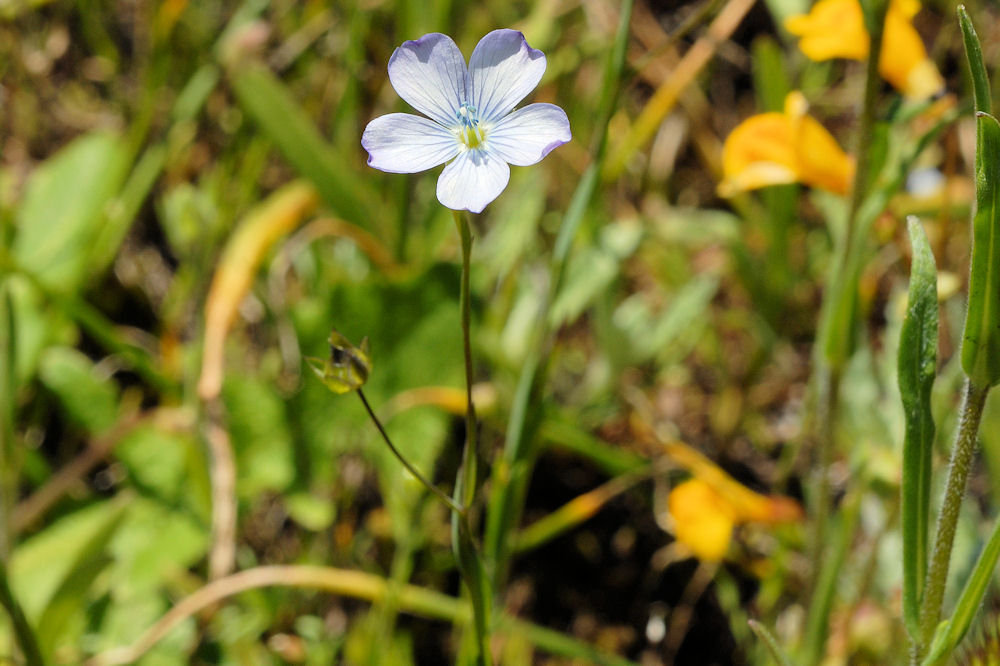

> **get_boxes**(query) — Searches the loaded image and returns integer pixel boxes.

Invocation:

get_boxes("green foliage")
[899,216,938,636]
[960,6,1000,388]
[13,132,129,293]
[2,0,994,664]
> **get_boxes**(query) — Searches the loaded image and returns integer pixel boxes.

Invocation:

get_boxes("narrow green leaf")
[228,63,371,224]
[961,111,1000,388]
[922,514,1000,665]
[958,6,991,117]
[751,37,790,113]
[898,216,939,636]
[89,144,167,276]
[11,497,129,657]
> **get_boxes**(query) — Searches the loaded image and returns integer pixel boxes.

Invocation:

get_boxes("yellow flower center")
[456,103,487,150]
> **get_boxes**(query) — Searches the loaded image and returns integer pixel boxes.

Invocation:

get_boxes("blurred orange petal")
[785,0,943,99]
[880,9,943,99]
[785,0,867,61]
[719,92,854,196]
[668,479,736,562]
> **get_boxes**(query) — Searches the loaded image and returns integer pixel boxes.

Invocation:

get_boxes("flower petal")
[388,33,470,127]
[469,29,546,123]
[487,103,571,166]
[435,149,510,213]
[879,7,942,99]
[785,0,868,61]
[362,113,460,173]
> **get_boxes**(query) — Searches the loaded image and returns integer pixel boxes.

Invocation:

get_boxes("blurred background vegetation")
[4,0,1000,663]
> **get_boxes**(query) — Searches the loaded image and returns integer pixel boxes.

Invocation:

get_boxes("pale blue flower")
[362,30,571,213]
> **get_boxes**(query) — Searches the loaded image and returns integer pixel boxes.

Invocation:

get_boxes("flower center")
[455,103,487,150]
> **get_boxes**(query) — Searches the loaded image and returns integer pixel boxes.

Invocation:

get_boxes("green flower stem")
[917,379,990,660]
[808,0,888,601]
[356,389,465,516]
[450,209,492,666]
[452,210,479,509]
[0,558,44,666]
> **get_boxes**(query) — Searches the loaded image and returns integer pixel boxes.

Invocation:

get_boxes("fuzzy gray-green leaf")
[898,216,938,637]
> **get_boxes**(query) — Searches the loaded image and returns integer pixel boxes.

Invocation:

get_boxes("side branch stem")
[356,389,465,516]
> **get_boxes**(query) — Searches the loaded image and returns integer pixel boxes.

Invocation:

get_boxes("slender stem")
[452,210,478,508]
[356,389,465,516]
[917,380,990,659]
[0,559,44,666]
[450,209,492,666]
[809,367,840,572]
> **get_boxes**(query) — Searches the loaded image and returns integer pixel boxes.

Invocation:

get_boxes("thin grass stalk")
[808,0,889,602]
[0,289,15,560]
[483,0,635,593]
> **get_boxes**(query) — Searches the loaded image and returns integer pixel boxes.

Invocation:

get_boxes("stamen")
[455,103,487,150]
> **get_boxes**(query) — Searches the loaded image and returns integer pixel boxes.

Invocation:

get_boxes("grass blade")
[228,63,372,225]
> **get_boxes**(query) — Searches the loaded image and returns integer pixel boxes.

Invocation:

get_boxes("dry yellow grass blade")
[603,0,756,180]
[197,181,319,401]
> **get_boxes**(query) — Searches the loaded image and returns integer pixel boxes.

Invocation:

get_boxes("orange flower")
[667,479,738,562]
[718,91,855,196]
[785,0,943,100]
[658,436,803,563]
[666,476,803,562]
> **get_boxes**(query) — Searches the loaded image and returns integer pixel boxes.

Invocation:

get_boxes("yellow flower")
[666,475,803,562]
[718,91,855,196]
[785,0,943,100]
[667,479,737,562]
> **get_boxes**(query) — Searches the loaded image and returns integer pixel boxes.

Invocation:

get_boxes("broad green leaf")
[228,63,371,224]
[898,216,938,636]
[960,111,1000,388]
[10,498,128,657]
[38,346,119,434]
[107,497,209,596]
[0,275,68,385]
[13,131,129,293]
[223,373,295,496]
[114,425,202,507]
[922,514,1000,665]
[285,492,336,531]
